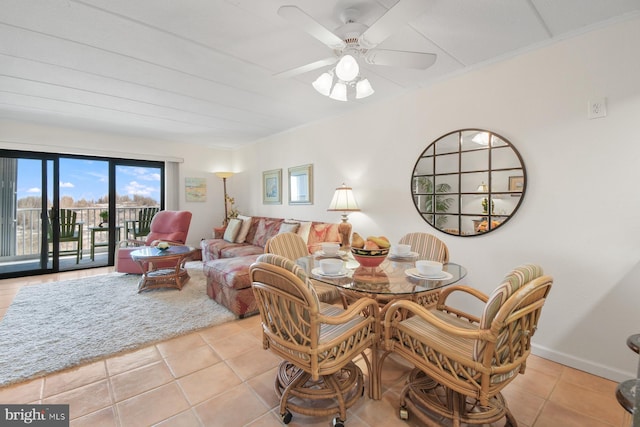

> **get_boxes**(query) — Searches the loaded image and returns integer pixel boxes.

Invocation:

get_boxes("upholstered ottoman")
[203,255,340,318]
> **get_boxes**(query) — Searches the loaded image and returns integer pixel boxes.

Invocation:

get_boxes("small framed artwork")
[288,164,313,205]
[185,177,206,202]
[262,169,282,204]
[508,176,524,195]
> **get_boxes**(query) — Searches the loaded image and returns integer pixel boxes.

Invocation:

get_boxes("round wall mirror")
[411,129,526,236]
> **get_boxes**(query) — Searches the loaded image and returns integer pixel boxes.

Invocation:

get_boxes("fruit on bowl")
[351,233,390,250]
[351,232,390,268]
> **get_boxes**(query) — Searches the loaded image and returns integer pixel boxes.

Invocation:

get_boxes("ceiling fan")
[275,0,437,101]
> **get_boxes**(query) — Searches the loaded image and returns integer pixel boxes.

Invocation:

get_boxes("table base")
[138,267,190,293]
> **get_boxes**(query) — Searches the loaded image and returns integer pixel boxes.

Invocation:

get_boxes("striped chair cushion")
[265,232,310,259]
[399,310,519,385]
[255,253,320,308]
[473,264,543,360]
[400,309,476,358]
[318,304,367,345]
[398,233,449,263]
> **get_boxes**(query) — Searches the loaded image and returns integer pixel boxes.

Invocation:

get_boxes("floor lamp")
[215,172,234,225]
[327,183,360,248]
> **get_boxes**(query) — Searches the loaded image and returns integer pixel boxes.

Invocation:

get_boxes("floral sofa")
[201,216,350,317]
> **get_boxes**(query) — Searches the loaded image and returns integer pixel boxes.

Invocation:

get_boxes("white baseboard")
[532,343,634,383]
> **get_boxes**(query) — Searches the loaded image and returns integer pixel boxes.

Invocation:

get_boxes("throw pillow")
[307,223,340,247]
[223,218,243,242]
[235,215,253,243]
[278,221,300,234]
[296,221,312,244]
[252,218,282,247]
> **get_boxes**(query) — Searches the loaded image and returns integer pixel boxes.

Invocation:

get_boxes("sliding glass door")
[0,154,51,276]
[0,150,164,279]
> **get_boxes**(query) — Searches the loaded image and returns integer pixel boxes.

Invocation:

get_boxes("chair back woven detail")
[264,232,310,260]
[255,253,319,308]
[399,232,449,262]
[384,263,553,407]
[473,264,545,362]
[250,253,379,379]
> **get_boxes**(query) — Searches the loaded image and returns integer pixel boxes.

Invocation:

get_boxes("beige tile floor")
[0,268,631,427]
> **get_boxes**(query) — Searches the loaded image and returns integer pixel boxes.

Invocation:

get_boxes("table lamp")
[327,183,360,248]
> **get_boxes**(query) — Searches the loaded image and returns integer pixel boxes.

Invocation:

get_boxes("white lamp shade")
[312,72,333,96]
[355,78,374,99]
[335,54,359,82]
[329,82,347,101]
[327,184,360,212]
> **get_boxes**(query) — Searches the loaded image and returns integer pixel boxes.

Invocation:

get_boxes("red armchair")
[116,210,192,274]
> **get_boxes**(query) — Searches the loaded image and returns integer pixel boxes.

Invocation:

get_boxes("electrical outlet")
[588,98,607,119]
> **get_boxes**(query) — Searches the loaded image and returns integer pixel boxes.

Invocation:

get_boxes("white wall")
[0,120,233,245]
[228,16,640,382]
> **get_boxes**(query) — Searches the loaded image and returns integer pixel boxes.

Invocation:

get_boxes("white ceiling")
[1,0,639,150]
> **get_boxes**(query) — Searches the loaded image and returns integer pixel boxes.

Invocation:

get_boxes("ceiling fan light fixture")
[335,54,359,82]
[312,72,333,96]
[329,82,348,101]
[355,78,374,99]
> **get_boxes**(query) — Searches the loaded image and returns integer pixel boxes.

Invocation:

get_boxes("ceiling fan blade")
[359,0,431,49]
[364,49,437,69]
[278,6,346,50]
[273,57,338,78]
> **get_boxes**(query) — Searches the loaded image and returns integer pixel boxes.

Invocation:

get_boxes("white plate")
[388,251,419,260]
[315,250,347,257]
[405,269,453,281]
[312,267,349,278]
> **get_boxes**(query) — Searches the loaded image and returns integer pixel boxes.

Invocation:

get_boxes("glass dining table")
[296,252,467,400]
[296,253,467,312]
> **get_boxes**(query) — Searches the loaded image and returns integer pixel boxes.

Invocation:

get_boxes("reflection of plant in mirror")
[416,177,454,228]
[481,198,495,214]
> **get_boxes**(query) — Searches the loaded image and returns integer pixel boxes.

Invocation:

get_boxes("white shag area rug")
[0,261,236,386]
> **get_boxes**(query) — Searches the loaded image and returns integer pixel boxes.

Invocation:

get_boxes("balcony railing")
[6,207,159,260]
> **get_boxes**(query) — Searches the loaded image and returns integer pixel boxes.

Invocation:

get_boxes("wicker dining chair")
[250,254,380,426]
[398,232,449,263]
[383,264,553,426]
[265,232,341,304]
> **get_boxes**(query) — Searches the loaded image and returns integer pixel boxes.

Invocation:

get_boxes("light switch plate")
[588,98,607,119]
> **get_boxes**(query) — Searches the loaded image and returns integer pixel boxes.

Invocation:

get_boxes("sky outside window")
[16,159,160,204]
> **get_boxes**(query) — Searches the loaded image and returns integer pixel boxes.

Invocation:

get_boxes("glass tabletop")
[130,245,194,259]
[296,255,467,296]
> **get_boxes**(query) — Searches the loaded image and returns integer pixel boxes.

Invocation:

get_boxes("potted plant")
[99,210,109,227]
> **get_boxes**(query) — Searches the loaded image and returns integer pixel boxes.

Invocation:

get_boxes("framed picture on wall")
[262,169,282,204]
[288,164,313,205]
[185,177,206,202]
[508,176,524,195]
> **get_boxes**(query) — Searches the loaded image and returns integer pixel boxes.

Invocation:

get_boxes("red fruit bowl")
[351,247,390,268]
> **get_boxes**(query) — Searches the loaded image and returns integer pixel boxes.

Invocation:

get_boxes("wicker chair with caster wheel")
[384,264,553,427]
[250,254,380,425]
